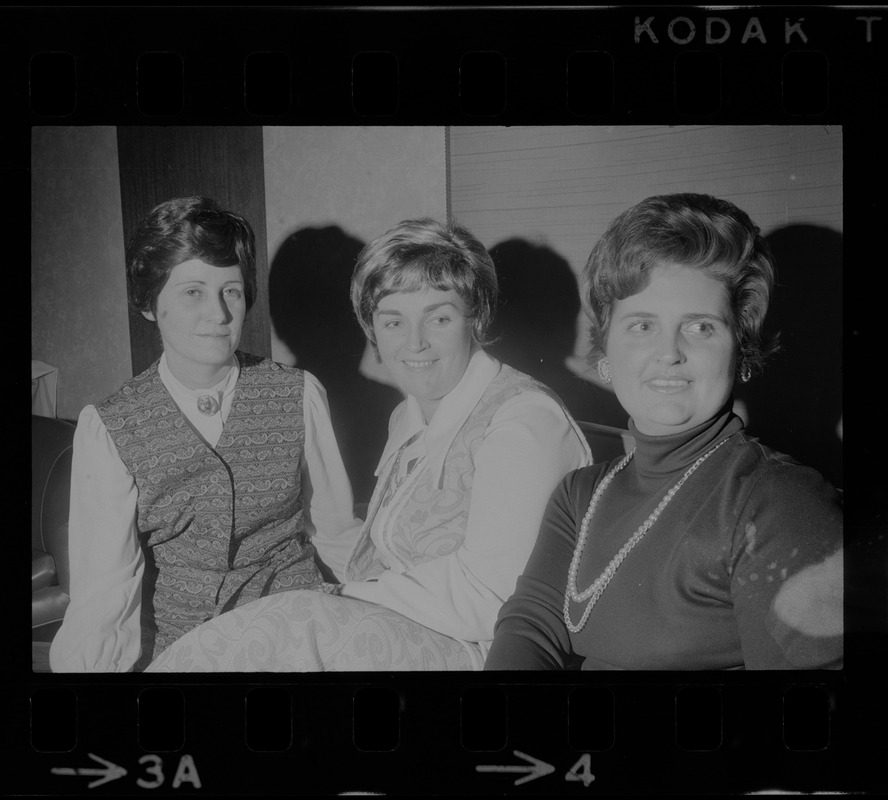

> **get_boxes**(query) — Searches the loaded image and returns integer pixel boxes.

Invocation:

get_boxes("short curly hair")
[126,196,257,316]
[581,193,779,377]
[350,217,499,346]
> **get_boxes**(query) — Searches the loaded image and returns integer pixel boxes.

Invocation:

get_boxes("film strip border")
[10,5,887,796]
[6,7,886,124]
[15,680,862,795]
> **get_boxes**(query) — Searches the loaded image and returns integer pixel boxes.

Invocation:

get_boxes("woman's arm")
[730,460,844,669]
[48,406,144,672]
[485,472,589,669]
[342,392,592,642]
[300,371,363,583]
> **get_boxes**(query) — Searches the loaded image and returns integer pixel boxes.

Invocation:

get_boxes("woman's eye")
[383,319,402,329]
[224,287,243,299]
[428,316,451,326]
[686,321,716,336]
[184,288,201,297]
[628,320,652,333]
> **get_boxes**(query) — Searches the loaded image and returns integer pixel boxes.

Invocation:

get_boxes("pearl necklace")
[563,435,732,634]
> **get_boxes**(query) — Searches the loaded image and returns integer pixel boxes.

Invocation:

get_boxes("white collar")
[158,352,240,408]
[375,349,501,488]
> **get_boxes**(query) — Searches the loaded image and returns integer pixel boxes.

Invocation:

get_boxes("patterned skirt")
[144,590,481,672]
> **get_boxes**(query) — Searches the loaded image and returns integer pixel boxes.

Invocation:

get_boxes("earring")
[740,363,752,383]
[597,357,612,385]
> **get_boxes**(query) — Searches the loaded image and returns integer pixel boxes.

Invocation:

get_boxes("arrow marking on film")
[476,750,556,786]
[51,752,128,788]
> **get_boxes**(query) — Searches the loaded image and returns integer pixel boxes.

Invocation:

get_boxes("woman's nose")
[207,294,231,323]
[656,330,686,364]
[405,324,427,352]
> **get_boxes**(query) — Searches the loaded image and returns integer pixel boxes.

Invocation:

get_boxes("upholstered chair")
[32,415,75,642]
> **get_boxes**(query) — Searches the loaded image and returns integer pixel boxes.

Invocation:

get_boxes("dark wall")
[734,224,843,488]
[117,126,271,375]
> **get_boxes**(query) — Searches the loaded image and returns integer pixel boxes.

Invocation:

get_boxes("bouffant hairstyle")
[581,193,779,376]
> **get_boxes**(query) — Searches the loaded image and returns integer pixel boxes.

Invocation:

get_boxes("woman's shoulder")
[731,432,842,508]
[486,363,578,422]
[558,460,613,496]
[95,360,163,414]
[237,351,309,384]
[75,402,104,431]
[536,462,614,523]
[237,351,299,373]
[492,361,560,399]
[735,431,834,480]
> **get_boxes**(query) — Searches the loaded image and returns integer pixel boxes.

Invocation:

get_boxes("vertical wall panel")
[117,127,271,376]
[31,126,130,422]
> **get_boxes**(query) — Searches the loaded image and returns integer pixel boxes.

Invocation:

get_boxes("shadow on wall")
[487,239,628,430]
[269,226,403,504]
[734,224,843,489]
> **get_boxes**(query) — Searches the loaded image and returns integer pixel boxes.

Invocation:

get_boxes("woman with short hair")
[147,217,592,671]
[50,197,361,672]
[486,193,844,670]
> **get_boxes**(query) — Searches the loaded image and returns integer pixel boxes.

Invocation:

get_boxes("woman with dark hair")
[147,217,592,671]
[50,197,361,672]
[486,193,843,670]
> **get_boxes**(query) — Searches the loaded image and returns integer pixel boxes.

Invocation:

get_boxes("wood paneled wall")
[448,125,843,486]
[116,127,271,376]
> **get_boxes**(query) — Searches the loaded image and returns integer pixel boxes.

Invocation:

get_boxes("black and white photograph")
[18,4,887,796]
[32,124,844,674]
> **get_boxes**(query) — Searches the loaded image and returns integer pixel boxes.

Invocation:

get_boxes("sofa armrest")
[32,548,57,593]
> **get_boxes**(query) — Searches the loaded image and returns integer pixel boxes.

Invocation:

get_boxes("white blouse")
[49,355,362,673]
[341,350,593,653]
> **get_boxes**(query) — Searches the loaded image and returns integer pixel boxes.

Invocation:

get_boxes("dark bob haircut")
[581,192,779,377]
[126,196,257,315]
[350,217,499,346]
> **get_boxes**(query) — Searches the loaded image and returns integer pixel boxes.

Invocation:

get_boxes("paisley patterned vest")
[344,364,566,582]
[96,352,321,667]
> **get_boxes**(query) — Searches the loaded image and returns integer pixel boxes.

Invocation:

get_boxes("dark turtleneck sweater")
[486,407,843,670]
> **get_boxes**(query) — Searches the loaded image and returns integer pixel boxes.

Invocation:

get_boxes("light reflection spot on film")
[744,522,757,555]
[772,549,843,637]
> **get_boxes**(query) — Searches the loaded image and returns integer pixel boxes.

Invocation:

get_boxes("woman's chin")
[632,410,699,436]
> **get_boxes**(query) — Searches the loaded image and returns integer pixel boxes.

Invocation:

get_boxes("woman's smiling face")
[373,287,477,422]
[605,262,738,436]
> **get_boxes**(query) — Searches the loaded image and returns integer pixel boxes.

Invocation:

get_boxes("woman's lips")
[646,377,691,392]
[402,359,438,369]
